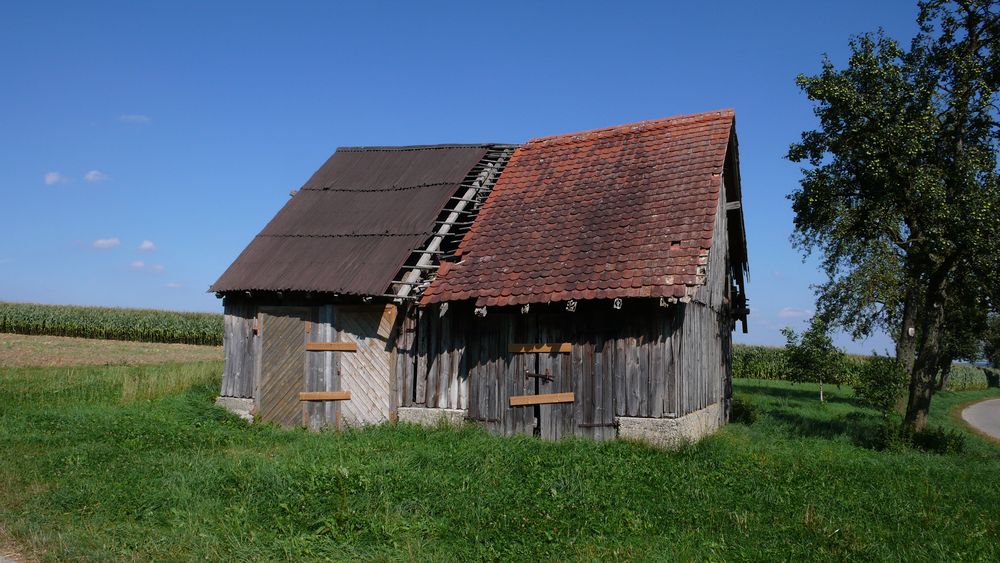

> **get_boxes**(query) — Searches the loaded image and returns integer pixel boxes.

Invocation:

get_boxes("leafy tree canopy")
[788,0,1000,430]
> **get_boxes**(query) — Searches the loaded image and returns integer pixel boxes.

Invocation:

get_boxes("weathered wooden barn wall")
[400,299,730,440]
[257,307,310,426]
[221,299,258,399]
[399,186,736,439]
[220,298,403,429]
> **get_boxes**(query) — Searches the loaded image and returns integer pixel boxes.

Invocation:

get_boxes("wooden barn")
[212,109,748,446]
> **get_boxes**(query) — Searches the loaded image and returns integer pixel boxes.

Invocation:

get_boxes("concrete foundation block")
[616,402,723,449]
[215,396,254,423]
[397,407,466,427]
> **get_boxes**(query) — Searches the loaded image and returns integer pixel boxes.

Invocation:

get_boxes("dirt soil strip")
[0,333,222,368]
[961,398,1000,443]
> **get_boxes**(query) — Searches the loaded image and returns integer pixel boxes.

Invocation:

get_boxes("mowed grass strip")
[0,363,998,560]
[0,333,222,368]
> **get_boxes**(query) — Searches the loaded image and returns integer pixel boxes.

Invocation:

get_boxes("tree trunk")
[895,285,919,373]
[895,284,920,414]
[935,355,954,391]
[819,381,824,403]
[903,273,949,433]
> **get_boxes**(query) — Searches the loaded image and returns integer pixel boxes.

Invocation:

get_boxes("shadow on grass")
[741,383,863,408]
[765,409,891,449]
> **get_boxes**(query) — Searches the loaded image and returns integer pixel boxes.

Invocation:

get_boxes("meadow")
[0,336,998,560]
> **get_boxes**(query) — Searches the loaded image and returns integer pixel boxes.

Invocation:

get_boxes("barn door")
[336,305,395,427]
[257,307,310,427]
[507,324,574,439]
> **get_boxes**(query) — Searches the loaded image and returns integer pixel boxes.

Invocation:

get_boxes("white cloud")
[84,170,109,183]
[778,307,812,319]
[166,282,182,289]
[137,240,156,252]
[118,114,151,124]
[44,171,69,185]
[130,260,145,269]
[92,238,121,249]
[149,264,165,273]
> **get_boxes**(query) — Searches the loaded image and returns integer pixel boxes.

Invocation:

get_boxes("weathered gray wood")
[601,333,614,440]
[613,330,626,417]
[415,309,428,405]
[257,307,310,427]
[625,326,640,417]
[427,308,439,408]
[637,321,650,417]
[579,326,595,440]
[221,300,257,398]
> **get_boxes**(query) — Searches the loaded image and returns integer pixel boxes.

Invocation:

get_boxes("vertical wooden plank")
[575,314,594,439]
[600,328,615,440]
[466,320,480,421]
[625,322,640,417]
[440,311,452,409]
[483,315,503,433]
[415,309,428,405]
[613,328,626,417]
[457,312,469,411]
[637,317,650,418]
[426,307,439,408]
[650,314,665,418]
[591,329,604,440]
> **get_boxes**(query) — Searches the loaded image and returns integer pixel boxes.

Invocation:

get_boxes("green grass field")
[1,352,998,560]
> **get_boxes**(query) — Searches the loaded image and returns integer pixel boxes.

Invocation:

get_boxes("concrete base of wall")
[397,407,466,427]
[617,402,723,449]
[216,396,254,423]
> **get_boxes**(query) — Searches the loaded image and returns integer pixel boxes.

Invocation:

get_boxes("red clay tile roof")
[421,110,736,307]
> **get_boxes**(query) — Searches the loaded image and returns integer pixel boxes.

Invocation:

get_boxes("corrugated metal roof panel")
[211,144,492,294]
[211,235,429,294]
[301,145,494,191]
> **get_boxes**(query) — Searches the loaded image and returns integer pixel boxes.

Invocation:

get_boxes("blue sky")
[0,1,920,353]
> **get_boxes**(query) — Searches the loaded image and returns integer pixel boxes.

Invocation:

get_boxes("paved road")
[962,398,1000,441]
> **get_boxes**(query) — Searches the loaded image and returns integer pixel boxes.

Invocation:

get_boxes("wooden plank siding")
[338,305,395,427]
[408,295,733,440]
[257,308,310,427]
[221,300,257,399]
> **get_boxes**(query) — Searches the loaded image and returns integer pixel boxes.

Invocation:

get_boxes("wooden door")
[507,315,575,439]
[537,342,574,440]
[337,305,394,427]
[257,308,309,427]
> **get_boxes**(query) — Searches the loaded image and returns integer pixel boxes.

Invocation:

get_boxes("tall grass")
[0,363,998,560]
[0,301,222,345]
[0,361,222,409]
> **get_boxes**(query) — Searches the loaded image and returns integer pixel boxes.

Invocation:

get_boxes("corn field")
[0,302,222,345]
[733,343,995,391]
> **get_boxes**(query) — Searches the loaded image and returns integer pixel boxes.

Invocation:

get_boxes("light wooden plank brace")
[509,392,575,407]
[508,343,572,353]
[299,391,352,401]
[306,342,358,352]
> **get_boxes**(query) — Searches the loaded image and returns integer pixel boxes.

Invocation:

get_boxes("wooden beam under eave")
[725,201,742,211]
[299,391,352,401]
[508,343,572,354]
[306,342,358,352]
[509,392,575,407]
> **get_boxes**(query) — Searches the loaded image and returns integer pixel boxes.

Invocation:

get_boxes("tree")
[984,313,1000,367]
[788,0,1000,431]
[781,317,847,402]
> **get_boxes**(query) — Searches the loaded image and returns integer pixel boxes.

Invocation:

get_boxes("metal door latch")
[525,369,553,383]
